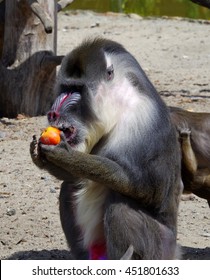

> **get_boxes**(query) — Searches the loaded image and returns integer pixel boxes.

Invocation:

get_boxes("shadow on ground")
[6,249,73,260]
[4,246,210,260]
[182,246,210,260]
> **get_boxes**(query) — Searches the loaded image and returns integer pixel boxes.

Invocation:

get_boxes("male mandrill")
[30,38,182,260]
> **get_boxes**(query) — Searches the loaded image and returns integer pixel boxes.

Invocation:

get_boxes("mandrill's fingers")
[58,131,73,152]
[30,135,38,157]
[30,135,41,162]
[30,135,47,168]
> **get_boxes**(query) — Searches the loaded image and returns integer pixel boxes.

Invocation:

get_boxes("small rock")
[201,232,210,237]
[6,208,16,216]
[90,22,100,28]
[0,131,6,139]
[41,175,51,180]
[62,26,69,32]
[128,13,143,20]
[50,187,56,193]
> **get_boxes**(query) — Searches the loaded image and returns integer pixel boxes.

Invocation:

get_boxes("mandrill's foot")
[177,127,191,142]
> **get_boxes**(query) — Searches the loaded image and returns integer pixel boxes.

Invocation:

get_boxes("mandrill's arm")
[30,135,131,196]
[30,135,77,182]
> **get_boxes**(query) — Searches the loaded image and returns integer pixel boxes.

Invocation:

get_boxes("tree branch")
[190,0,210,9]
[28,0,53,33]
[44,55,64,67]
[57,0,74,12]
[40,52,64,69]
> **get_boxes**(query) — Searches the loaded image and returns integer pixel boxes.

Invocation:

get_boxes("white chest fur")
[75,181,108,248]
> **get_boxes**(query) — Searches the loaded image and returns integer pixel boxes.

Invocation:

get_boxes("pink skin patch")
[89,242,107,260]
[47,92,81,145]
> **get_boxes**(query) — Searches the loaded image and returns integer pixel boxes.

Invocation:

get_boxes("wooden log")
[29,0,53,33]
[57,0,74,12]
[0,0,61,118]
[0,0,5,57]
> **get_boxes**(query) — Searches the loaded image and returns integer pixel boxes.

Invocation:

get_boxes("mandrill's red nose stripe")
[54,93,70,114]
[49,92,81,122]
[48,93,70,121]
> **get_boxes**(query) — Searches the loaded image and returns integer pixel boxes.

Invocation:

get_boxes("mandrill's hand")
[30,133,76,182]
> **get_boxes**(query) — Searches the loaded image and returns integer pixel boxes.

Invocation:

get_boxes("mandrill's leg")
[178,127,210,206]
[104,198,177,260]
[178,127,197,175]
[59,181,88,259]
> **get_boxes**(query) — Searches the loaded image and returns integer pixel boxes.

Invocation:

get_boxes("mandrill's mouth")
[61,126,77,145]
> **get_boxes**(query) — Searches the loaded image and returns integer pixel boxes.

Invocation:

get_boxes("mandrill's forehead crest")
[59,38,128,81]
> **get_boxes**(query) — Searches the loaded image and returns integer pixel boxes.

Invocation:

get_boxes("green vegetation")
[68,0,210,19]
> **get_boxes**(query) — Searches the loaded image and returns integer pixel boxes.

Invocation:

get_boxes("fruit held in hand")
[40,127,61,145]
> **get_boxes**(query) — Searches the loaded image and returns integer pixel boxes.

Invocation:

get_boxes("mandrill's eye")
[106,64,114,81]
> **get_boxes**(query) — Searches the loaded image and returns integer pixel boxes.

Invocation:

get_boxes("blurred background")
[67,0,210,19]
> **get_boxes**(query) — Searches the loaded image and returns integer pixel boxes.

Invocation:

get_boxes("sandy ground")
[0,11,210,260]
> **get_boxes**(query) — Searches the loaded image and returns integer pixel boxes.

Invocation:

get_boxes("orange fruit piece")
[40,127,61,145]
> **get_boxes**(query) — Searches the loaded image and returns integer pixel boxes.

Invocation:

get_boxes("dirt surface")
[0,11,210,260]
